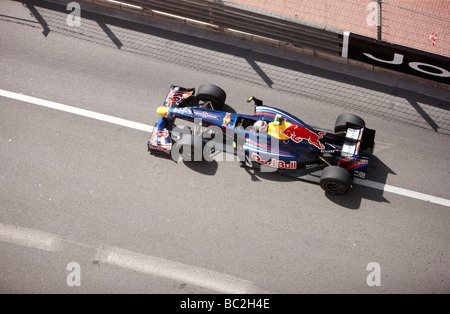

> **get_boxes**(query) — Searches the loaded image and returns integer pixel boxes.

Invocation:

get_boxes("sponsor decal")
[339,157,369,170]
[279,122,325,149]
[222,112,232,127]
[173,107,193,115]
[428,32,437,47]
[149,145,171,154]
[354,170,367,179]
[165,88,194,107]
[156,130,169,138]
[192,110,221,120]
[149,129,171,153]
[251,153,297,169]
[345,33,450,84]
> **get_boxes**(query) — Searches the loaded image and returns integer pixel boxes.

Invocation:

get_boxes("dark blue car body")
[148,85,376,194]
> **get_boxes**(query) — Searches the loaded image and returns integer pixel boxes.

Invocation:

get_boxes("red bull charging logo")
[280,122,325,150]
[222,112,231,127]
[251,153,297,169]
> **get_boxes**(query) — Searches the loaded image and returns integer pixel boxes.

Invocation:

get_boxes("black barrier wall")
[66,0,449,86]
[343,32,450,85]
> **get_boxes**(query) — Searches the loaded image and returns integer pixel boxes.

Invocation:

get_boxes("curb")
[49,0,450,101]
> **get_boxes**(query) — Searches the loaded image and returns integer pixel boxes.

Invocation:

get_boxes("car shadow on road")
[149,149,220,176]
[151,145,394,209]
[182,159,219,176]
[240,154,395,210]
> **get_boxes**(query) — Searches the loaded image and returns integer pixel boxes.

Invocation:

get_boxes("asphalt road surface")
[1,0,449,294]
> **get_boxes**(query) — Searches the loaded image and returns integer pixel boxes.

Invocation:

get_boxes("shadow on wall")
[7,0,450,137]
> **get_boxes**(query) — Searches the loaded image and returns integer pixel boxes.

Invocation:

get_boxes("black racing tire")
[320,166,353,195]
[334,113,365,133]
[197,84,226,110]
[172,134,204,162]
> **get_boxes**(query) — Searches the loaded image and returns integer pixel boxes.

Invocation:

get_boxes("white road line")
[354,179,450,207]
[0,89,153,133]
[1,88,449,207]
[0,223,62,252]
[0,222,263,293]
[96,246,264,294]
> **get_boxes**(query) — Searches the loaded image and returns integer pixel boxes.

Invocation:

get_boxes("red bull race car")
[148,84,376,195]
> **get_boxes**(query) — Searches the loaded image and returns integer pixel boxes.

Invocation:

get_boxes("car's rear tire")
[334,113,365,133]
[197,84,226,110]
[320,166,352,195]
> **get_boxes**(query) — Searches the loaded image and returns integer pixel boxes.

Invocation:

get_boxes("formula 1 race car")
[148,84,376,195]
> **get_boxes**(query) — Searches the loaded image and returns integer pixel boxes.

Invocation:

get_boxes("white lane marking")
[96,246,263,294]
[1,88,449,207]
[354,179,450,207]
[0,223,62,252]
[0,89,153,133]
[0,222,262,293]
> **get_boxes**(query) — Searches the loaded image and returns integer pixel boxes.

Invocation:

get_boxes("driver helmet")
[254,120,268,133]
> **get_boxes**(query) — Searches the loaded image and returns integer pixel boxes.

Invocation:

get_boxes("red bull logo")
[222,112,231,127]
[280,123,326,150]
[251,153,297,169]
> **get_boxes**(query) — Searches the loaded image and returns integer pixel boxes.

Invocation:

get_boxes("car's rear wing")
[341,127,375,157]
[342,127,363,156]
[338,126,376,179]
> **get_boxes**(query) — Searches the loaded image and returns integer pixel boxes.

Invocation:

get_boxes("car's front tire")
[197,84,226,110]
